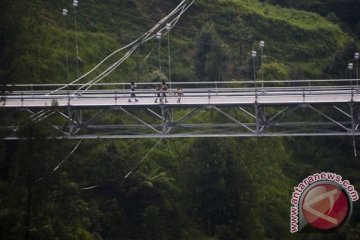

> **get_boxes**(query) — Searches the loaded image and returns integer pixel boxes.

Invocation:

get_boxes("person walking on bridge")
[128,82,138,102]
[175,87,184,103]
[161,81,168,103]
[155,84,161,103]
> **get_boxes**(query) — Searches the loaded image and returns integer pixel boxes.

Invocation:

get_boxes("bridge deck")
[2,87,360,108]
[2,81,360,139]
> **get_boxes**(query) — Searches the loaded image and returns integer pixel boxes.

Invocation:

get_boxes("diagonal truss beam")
[307,104,350,132]
[119,107,161,134]
[214,106,255,133]
[2,100,360,139]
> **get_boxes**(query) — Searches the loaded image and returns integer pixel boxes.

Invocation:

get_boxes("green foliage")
[1,0,360,239]
[262,62,288,80]
[267,0,360,38]
[225,0,348,78]
[193,25,231,81]
[0,123,92,240]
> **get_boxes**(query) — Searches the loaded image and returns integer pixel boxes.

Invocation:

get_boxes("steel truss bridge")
[1,79,360,139]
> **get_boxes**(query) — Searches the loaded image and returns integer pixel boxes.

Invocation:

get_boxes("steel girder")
[1,101,360,139]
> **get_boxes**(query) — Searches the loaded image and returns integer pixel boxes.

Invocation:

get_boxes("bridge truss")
[1,80,360,139]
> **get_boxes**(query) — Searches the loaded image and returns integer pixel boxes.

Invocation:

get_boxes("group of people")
[128,81,183,103]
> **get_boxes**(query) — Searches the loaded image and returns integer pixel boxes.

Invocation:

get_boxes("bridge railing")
[2,79,359,92]
[1,85,359,101]
[1,79,359,103]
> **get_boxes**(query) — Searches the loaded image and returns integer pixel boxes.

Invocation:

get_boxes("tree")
[184,138,259,239]
[0,1,31,87]
[0,123,92,239]
[262,62,289,86]
[193,25,230,82]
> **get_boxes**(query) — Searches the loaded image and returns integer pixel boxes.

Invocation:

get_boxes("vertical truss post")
[350,103,360,133]
[255,104,260,135]
[260,106,266,132]
[356,105,360,131]
[350,103,358,156]
[161,105,167,135]
[77,110,82,126]
[253,104,266,135]
[67,91,70,106]
[351,104,355,134]
[66,108,82,136]
[67,107,74,135]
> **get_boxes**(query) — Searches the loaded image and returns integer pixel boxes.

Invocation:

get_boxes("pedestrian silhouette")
[128,82,138,102]
[161,81,168,103]
[175,87,184,103]
[155,84,161,103]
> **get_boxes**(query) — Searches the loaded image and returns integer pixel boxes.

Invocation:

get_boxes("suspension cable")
[47,0,194,96]
[75,3,193,94]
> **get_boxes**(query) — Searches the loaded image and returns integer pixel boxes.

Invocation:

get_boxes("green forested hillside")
[267,0,360,34]
[1,0,355,84]
[1,0,360,239]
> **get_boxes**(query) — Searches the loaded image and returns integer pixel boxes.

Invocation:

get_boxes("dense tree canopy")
[1,0,359,239]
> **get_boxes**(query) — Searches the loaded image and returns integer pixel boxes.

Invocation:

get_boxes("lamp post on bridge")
[259,40,265,89]
[156,32,162,72]
[165,23,172,90]
[348,63,353,88]
[62,8,69,81]
[73,0,79,77]
[355,52,359,86]
[348,63,353,78]
[348,63,354,101]
[252,50,257,80]
[252,50,257,97]
[251,50,257,80]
